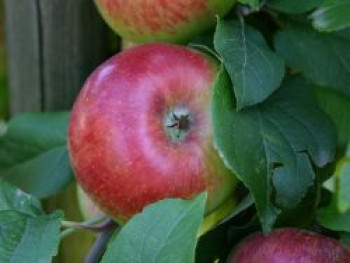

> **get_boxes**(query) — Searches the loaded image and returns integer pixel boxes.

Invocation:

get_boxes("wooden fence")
[5,0,110,114]
[4,0,115,261]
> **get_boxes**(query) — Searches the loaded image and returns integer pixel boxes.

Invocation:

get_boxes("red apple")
[94,0,236,44]
[228,228,350,263]
[68,43,236,225]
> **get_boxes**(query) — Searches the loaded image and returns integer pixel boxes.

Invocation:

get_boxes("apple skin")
[68,43,236,224]
[228,228,350,263]
[94,0,236,44]
[77,184,105,221]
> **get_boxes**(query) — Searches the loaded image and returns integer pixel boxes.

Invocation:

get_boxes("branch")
[85,220,118,263]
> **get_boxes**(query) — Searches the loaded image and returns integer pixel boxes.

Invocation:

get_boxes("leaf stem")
[61,216,110,232]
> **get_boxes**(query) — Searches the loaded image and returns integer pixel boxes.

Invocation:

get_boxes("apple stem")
[85,220,118,263]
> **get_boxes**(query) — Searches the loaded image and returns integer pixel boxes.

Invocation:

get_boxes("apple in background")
[228,228,350,263]
[94,0,236,44]
[68,43,237,226]
[77,184,105,221]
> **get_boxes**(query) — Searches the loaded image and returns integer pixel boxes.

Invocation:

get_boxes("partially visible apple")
[228,228,350,263]
[94,0,236,44]
[77,184,105,221]
[68,43,236,226]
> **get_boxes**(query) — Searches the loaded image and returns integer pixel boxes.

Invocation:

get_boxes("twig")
[85,220,118,263]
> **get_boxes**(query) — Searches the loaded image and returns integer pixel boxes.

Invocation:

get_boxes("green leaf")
[317,201,350,232]
[318,150,350,224]
[276,183,319,228]
[313,87,350,149]
[214,19,285,109]
[0,179,42,216]
[312,0,350,32]
[102,194,206,263]
[0,112,73,198]
[336,158,350,213]
[220,193,254,224]
[274,25,350,98]
[212,68,336,232]
[268,0,322,14]
[0,180,62,263]
[189,31,215,51]
[0,211,62,263]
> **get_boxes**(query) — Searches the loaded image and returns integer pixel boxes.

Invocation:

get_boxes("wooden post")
[5,0,110,114]
[4,0,113,261]
[4,0,42,113]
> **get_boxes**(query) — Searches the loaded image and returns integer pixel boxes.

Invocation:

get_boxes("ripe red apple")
[77,185,105,221]
[68,43,236,225]
[228,228,350,263]
[94,0,236,44]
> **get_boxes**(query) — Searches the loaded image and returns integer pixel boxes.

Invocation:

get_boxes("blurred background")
[0,1,8,127]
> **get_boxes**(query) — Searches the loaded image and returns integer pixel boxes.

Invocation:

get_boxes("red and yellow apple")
[228,228,350,263]
[94,0,236,44]
[68,43,236,226]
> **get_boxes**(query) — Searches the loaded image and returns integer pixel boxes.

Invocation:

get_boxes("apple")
[68,43,236,225]
[94,0,236,44]
[228,228,350,263]
[77,184,105,221]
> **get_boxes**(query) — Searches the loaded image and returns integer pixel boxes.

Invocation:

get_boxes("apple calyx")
[164,106,192,142]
